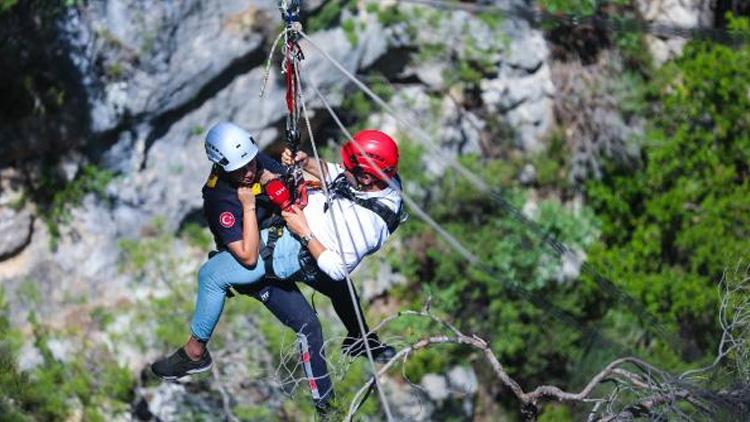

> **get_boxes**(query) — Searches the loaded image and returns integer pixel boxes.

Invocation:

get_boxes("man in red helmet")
[280,128,403,361]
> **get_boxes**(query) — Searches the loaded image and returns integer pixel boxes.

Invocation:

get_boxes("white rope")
[294,61,396,422]
[294,38,643,359]
[297,30,492,192]
[300,75,729,420]
[287,22,715,417]
[304,76,480,265]
[299,74,487,417]
[259,28,289,98]
[296,29,686,354]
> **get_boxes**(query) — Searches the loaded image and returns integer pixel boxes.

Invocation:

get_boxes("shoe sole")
[154,362,213,381]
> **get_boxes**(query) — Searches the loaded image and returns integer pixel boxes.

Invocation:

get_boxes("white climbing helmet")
[204,122,259,172]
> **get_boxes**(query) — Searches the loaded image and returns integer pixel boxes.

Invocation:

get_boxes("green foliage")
[31,164,114,248]
[586,24,750,359]
[180,222,213,250]
[340,74,394,131]
[375,2,409,27]
[0,291,134,421]
[191,125,205,136]
[233,404,273,421]
[727,13,750,33]
[538,403,575,422]
[306,0,356,33]
[539,0,597,15]
[537,0,629,15]
[90,306,115,330]
[529,130,571,188]
[341,18,358,46]
[387,144,602,384]
[17,280,42,307]
[0,0,17,13]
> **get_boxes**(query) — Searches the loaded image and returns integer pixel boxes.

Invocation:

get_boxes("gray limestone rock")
[481,63,556,152]
[636,0,714,65]
[61,0,277,133]
[0,207,33,260]
[385,377,436,421]
[421,373,450,402]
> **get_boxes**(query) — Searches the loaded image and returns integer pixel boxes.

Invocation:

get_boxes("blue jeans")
[190,228,303,341]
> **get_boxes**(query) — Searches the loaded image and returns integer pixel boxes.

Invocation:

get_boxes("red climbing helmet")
[341,129,399,181]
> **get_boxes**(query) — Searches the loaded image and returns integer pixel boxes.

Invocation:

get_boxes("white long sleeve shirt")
[303,163,402,280]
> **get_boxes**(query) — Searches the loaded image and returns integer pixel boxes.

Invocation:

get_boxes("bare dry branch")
[344,308,726,421]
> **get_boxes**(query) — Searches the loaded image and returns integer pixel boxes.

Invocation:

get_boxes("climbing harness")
[326,173,407,234]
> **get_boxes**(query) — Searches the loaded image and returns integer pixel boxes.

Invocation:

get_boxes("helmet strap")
[352,167,389,191]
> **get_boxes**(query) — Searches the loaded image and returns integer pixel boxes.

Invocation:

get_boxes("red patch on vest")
[219,212,236,228]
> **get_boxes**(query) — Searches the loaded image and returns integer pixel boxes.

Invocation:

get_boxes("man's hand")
[281,205,310,237]
[282,148,309,167]
[258,168,277,185]
[237,186,256,208]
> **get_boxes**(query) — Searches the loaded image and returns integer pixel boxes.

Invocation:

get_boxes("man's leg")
[303,274,395,363]
[237,279,334,408]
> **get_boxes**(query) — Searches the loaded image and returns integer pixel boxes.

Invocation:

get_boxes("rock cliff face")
[0,0,715,419]
[0,0,556,321]
[636,0,713,64]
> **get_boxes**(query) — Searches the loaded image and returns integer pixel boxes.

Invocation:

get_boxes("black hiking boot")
[151,348,213,380]
[314,392,336,420]
[341,334,396,364]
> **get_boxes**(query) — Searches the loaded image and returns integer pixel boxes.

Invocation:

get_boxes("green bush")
[386,143,603,386]
[0,291,134,421]
[30,164,114,248]
[586,17,750,361]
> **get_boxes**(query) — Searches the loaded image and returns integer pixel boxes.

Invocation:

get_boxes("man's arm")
[281,149,330,182]
[281,205,375,281]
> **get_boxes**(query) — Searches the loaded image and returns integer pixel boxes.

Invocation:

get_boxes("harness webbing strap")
[260,226,284,278]
[326,174,404,234]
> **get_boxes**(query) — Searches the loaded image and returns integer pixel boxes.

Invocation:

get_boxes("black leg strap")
[261,226,284,279]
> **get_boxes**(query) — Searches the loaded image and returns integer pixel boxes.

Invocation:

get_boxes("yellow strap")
[206,173,218,188]
[206,174,261,195]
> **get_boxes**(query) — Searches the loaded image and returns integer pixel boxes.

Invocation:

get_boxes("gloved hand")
[265,178,292,210]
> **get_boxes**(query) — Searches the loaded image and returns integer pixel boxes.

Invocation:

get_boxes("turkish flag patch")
[219,211,236,228]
